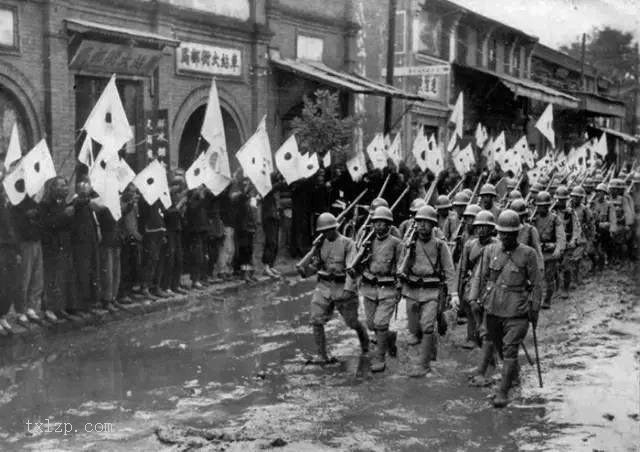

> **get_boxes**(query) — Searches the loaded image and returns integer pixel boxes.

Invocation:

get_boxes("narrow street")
[0,265,638,451]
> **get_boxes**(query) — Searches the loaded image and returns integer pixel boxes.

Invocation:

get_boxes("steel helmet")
[583,177,595,188]
[414,205,438,223]
[452,191,471,206]
[435,194,452,210]
[554,185,570,200]
[592,174,604,184]
[463,204,482,218]
[496,209,522,232]
[370,197,389,210]
[510,199,528,216]
[508,189,523,200]
[505,178,517,191]
[316,212,338,231]
[608,178,625,190]
[461,188,473,198]
[473,210,496,227]
[409,198,426,212]
[570,186,586,198]
[479,183,497,197]
[535,191,553,206]
[371,206,393,222]
[529,182,543,194]
[595,183,608,193]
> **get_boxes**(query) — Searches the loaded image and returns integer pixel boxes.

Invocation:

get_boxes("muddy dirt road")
[0,265,638,451]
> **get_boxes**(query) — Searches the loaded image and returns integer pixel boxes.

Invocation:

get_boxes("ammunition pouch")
[317,272,346,283]
[400,274,443,289]
[361,270,396,287]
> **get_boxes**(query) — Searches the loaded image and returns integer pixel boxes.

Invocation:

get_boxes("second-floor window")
[416,11,442,57]
[0,6,17,50]
[488,38,497,71]
[513,47,521,76]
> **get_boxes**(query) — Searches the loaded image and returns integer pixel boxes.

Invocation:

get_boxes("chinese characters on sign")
[144,110,170,164]
[176,42,242,77]
[418,75,439,98]
[69,41,162,76]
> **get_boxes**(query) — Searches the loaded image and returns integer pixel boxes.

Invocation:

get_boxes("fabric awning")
[65,19,179,49]
[568,91,626,118]
[590,126,638,143]
[271,53,427,101]
[454,63,579,109]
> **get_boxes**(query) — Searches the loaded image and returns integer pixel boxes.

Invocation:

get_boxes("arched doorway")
[178,105,243,173]
[0,84,31,161]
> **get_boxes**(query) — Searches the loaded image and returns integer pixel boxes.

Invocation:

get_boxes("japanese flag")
[300,151,320,179]
[83,74,133,151]
[536,151,554,171]
[426,134,444,176]
[22,139,56,197]
[185,151,210,189]
[133,159,171,208]
[366,133,387,169]
[275,134,304,185]
[475,123,488,149]
[347,128,367,182]
[482,136,496,170]
[78,134,94,168]
[452,143,475,175]
[535,103,555,148]
[493,132,507,168]
[4,123,21,169]
[446,132,458,153]
[512,135,535,168]
[594,133,607,157]
[235,119,273,197]
[387,133,402,167]
[2,164,26,205]
[201,79,232,180]
[113,158,136,192]
[501,147,523,175]
[411,130,429,172]
[449,92,463,138]
[527,168,542,186]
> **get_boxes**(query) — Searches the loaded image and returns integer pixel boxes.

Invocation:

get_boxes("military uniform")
[358,233,403,370]
[610,195,634,262]
[554,205,581,293]
[572,202,594,281]
[442,210,461,241]
[533,211,566,308]
[517,222,544,271]
[591,196,615,269]
[458,236,498,346]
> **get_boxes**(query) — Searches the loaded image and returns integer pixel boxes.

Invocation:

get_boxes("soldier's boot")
[308,324,333,364]
[370,330,388,373]
[409,333,435,378]
[387,330,398,358]
[493,358,519,408]
[354,322,369,355]
[469,341,495,386]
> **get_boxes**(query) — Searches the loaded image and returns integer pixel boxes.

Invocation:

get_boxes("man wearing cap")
[349,206,403,373]
[397,205,458,377]
[553,185,582,296]
[479,183,501,220]
[435,194,452,235]
[468,210,541,408]
[569,186,594,283]
[591,183,615,270]
[298,212,369,363]
[457,210,498,349]
[532,191,566,309]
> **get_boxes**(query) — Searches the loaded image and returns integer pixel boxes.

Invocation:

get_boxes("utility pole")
[632,42,639,139]
[384,0,397,134]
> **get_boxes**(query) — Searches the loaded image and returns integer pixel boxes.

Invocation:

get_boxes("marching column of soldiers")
[297,165,640,408]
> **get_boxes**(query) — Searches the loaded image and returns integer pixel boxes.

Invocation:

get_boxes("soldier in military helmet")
[435,194,452,234]
[583,178,596,197]
[506,190,523,209]
[457,210,498,349]
[297,213,369,363]
[468,210,541,408]
[479,183,501,220]
[591,183,615,270]
[528,182,544,211]
[511,198,544,271]
[608,178,635,263]
[569,186,594,283]
[444,192,471,256]
[553,185,582,297]
[532,190,566,309]
[397,205,458,377]
[356,197,401,245]
[349,206,403,373]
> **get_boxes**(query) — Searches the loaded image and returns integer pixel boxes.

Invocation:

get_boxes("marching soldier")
[468,210,541,408]
[511,199,544,271]
[527,182,543,210]
[443,192,471,240]
[435,195,452,234]
[591,183,615,270]
[297,213,369,363]
[479,183,501,220]
[457,210,498,349]
[397,205,458,377]
[460,204,482,247]
[583,177,596,198]
[532,190,566,309]
[356,198,401,244]
[553,185,581,296]
[569,186,594,284]
[608,178,635,263]
[348,206,403,373]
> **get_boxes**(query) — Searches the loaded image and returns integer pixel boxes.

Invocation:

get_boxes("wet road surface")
[0,266,638,451]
